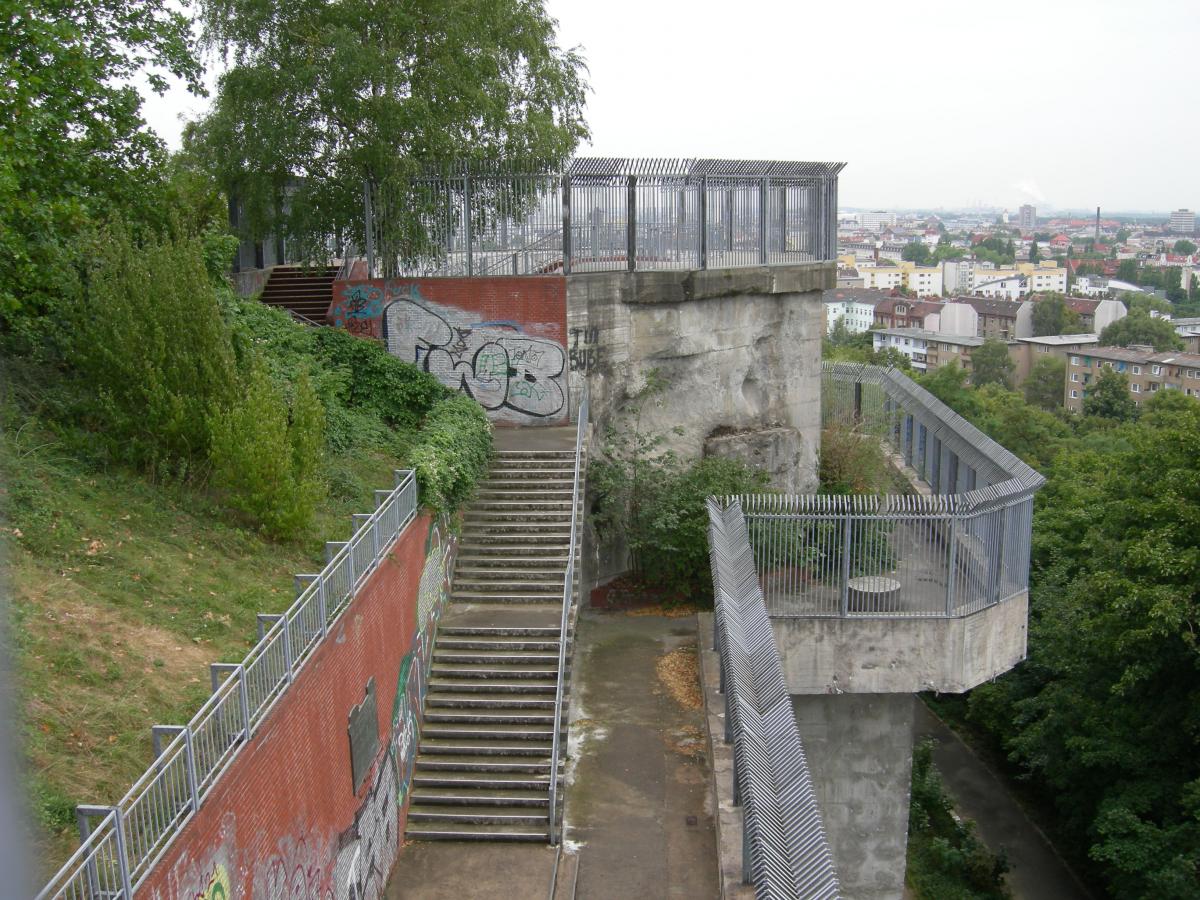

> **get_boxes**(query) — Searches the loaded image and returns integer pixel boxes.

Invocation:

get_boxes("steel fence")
[36,471,421,900]
[548,386,587,846]
[731,363,1044,618]
[354,158,844,278]
[707,498,840,899]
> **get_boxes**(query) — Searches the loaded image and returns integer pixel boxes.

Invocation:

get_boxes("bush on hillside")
[208,362,326,538]
[407,394,492,514]
[69,224,237,474]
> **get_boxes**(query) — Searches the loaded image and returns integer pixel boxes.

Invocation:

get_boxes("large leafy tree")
[0,0,203,323]
[1099,309,1184,352]
[1031,293,1083,336]
[192,0,589,264]
[969,339,1015,389]
[1082,367,1138,422]
[1024,355,1066,411]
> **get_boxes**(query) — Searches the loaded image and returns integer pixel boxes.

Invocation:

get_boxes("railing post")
[237,664,251,739]
[561,174,572,275]
[464,173,473,277]
[111,806,134,899]
[699,174,708,269]
[992,504,1007,604]
[840,513,853,616]
[854,382,863,422]
[945,514,958,616]
[183,728,201,812]
[758,176,768,264]
[626,175,637,272]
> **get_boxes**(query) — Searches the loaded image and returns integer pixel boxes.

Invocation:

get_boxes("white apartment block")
[824,298,877,334]
[859,267,905,291]
[973,275,1026,301]
[1019,205,1036,231]
[907,267,944,297]
[1027,267,1068,293]
[1170,209,1195,234]
[942,258,976,294]
[860,211,898,231]
[872,329,930,371]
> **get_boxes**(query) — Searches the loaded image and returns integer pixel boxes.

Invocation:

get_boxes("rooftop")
[876,327,986,347]
[1019,334,1099,346]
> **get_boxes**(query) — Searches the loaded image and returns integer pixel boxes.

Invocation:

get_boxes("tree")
[1024,356,1066,411]
[1032,294,1083,336]
[902,242,933,265]
[1029,240,1041,263]
[969,339,1015,389]
[1124,292,1173,316]
[192,0,588,266]
[1117,259,1140,283]
[0,0,202,324]
[1116,227,1131,243]
[1098,309,1184,351]
[1173,239,1196,255]
[1082,367,1138,421]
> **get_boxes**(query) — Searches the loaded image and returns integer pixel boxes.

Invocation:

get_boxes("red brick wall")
[141,514,455,900]
[328,277,569,425]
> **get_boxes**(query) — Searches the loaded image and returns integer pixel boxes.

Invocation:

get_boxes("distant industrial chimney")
[1095,207,1100,243]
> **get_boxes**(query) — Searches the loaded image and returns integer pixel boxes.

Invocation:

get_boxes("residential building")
[969,261,1067,298]
[858,262,943,297]
[956,296,1024,339]
[973,274,1027,301]
[858,265,905,291]
[823,289,883,334]
[837,266,864,288]
[1019,204,1036,232]
[942,258,976,294]
[861,210,897,231]
[872,328,988,374]
[1169,209,1195,234]
[1010,334,1099,384]
[873,297,943,330]
[1063,346,1200,411]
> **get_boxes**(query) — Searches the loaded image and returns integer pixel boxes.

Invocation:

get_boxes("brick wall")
[328,276,569,425]
[140,514,456,900]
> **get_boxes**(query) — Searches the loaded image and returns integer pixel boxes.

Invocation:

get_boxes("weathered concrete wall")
[771,592,1029,695]
[568,263,832,587]
[792,694,915,900]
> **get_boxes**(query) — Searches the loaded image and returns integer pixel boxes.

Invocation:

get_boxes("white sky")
[142,0,1198,213]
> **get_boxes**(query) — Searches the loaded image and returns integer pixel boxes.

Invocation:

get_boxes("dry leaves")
[656,646,703,710]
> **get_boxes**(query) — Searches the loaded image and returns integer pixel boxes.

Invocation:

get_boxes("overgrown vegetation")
[914,362,1200,899]
[906,740,1011,899]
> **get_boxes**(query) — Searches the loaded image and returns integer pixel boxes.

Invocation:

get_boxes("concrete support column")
[790,694,916,900]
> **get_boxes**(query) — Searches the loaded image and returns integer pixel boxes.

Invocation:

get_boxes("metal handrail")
[36,471,420,900]
[547,388,588,845]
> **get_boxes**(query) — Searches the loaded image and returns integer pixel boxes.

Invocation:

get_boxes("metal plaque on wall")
[347,677,380,793]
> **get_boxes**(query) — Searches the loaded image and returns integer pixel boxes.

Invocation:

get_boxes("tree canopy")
[1173,239,1196,255]
[1024,355,1065,411]
[1082,367,1139,422]
[970,339,1015,389]
[191,0,589,265]
[1032,293,1083,336]
[1098,309,1184,352]
[902,242,933,265]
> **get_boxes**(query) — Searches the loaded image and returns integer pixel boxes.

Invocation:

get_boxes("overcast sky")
[143,0,1197,213]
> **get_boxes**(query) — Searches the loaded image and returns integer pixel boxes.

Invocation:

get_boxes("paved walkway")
[565,608,720,899]
[913,702,1092,900]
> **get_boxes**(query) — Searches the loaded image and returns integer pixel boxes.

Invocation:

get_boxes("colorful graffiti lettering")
[382,288,567,422]
[197,864,232,900]
[333,753,398,900]
[330,284,384,337]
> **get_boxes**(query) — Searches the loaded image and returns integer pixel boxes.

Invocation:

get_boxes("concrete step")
[409,787,550,807]
[423,709,556,725]
[415,754,564,773]
[413,771,559,791]
[436,637,561,651]
[455,553,572,566]
[492,450,577,459]
[452,575,565,590]
[478,479,575,490]
[406,805,548,826]
[438,625,563,637]
[422,722,559,741]
[418,738,552,756]
[404,821,549,842]
[426,692,556,710]
[432,657,561,672]
[449,591,566,605]
[427,680,557,695]
[430,663,559,679]
[464,510,576,524]
[458,528,572,542]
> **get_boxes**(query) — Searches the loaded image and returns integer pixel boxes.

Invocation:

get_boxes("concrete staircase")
[258,264,338,322]
[406,447,583,842]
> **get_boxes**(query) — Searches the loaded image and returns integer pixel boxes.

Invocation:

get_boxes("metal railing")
[36,471,421,900]
[731,363,1044,618]
[547,387,588,845]
[707,499,840,899]
[354,158,844,278]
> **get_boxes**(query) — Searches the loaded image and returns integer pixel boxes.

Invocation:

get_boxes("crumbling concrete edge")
[697,613,756,900]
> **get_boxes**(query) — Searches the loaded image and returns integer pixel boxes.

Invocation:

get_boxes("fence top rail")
[404,157,847,180]
[823,361,1045,494]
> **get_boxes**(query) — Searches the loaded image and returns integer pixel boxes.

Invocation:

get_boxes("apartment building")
[823,288,883,334]
[970,261,1067,297]
[1019,204,1036,232]
[1010,334,1099,384]
[956,296,1024,338]
[1064,346,1200,411]
[872,328,987,374]
[858,262,943,297]
[942,258,976,294]
[1169,209,1195,234]
[873,297,943,330]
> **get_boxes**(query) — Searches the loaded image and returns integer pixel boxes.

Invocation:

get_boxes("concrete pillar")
[790,694,915,900]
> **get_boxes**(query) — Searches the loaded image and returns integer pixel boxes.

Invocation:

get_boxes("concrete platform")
[440,602,564,630]
[384,841,560,899]
[493,426,580,451]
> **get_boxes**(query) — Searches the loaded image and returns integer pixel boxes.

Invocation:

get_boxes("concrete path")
[913,702,1092,900]
[384,843,559,899]
[565,608,721,899]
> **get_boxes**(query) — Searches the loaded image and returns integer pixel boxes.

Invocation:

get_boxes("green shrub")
[208,360,326,538]
[69,224,237,473]
[407,394,492,514]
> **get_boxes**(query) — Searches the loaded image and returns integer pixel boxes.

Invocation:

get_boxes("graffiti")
[383,287,567,421]
[332,753,398,900]
[254,837,332,900]
[330,284,384,337]
[569,326,603,372]
[196,863,232,900]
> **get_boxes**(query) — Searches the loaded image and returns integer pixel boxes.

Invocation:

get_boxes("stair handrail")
[548,387,588,845]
